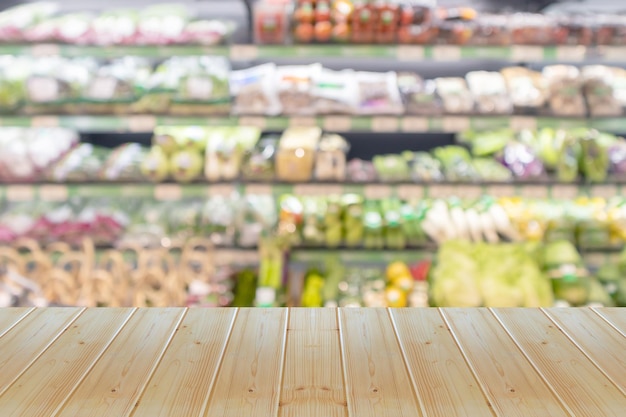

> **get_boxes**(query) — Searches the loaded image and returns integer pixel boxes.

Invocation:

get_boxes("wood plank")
[130,308,237,417]
[0,308,135,417]
[279,308,347,417]
[544,308,626,395]
[56,308,185,417]
[441,308,570,417]
[0,307,83,395]
[493,308,626,417]
[593,307,626,337]
[203,308,288,417]
[390,308,495,417]
[0,307,34,339]
[339,308,423,417]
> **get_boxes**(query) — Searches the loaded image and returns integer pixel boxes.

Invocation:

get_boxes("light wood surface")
[0,307,623,417]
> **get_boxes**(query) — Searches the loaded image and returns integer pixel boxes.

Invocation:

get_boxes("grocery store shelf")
[1,114,620,133]
[0,181,621,202]
[0,43,610,62]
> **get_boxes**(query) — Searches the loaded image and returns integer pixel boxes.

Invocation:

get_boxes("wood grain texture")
[279,308,347,417]
[56,308,185,417]
[543,308,626,395]
[593,307,626,337]
[441,308,570,417]
[0,307,34,339]
[131,308,237,417]
[0,307,83,396]
[339,308,422,417]
[203,308,288,417]
[390,308,495,417]
[493,308,626,417]
[0,308,135,417]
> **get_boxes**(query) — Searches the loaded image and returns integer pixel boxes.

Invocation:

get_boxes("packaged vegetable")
[434,77,474,114]
[179,19,236,46]
[580,131,609,183]
[466,71,512,114]
[205,126,260,181]
[409,152,444,182]
[354,71,403,115]
[275,64,322,115]
[136,4,190,45]
[242,135,279,181]
[25,13,93,44]
[171,56,231,116]
[373,154,410,182]
[499,141,545,180]
[542,65,586,117]
[582,65,623,117]
[397,72,442,115]
[47,143,108,183]
[315,134,349,181]
[0,55,29,113]
[346,159,377,182]
[312,68,358,114]
[501,67,547,112]
[100,143,147,182]
[230,63,281,116]
[433,146,477,182]
[275,127,321,182]
[0,2,58,42]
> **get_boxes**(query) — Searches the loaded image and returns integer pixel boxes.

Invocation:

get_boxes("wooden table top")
[0,307,624,417]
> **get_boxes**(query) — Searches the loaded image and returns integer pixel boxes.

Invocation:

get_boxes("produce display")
[0,2,235,46]
[254,0,626,45]
[2,58,626,117]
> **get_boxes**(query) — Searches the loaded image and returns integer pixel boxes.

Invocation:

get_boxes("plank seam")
[541,308,626,396]
[0,307,86,398]
[274,308,290,417]
[48,308,139,417]
[385,308,431,417]
[437,309,502,417]
[90,307,189,417]
[589,308,626,339]
[0,307,36,340]
[336,308,353,417]
[197,307,240,417]
[487,308,577,417]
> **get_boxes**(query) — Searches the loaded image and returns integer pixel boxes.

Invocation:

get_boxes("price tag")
[556,46,586,61]
[238,116,267,130]
[295,184,343,196]
[396,185,424,200]
[364,185,392,199]
[208,184,236,197]
[432,45,461,61]
[590,184,618,199]
[246,184,273,195]
[229,44,259,61]
[323,116,352,132]
[551,184,579,200]
[6,185,35,202]
[30,44,61,56]
[442,116,470,133]
[154,184,182,201]
[427,184,455,199]
[454,185,482,200]
[510,116,537,131]
[39,185,68,202]
[520,185,549,199]
[396,46,425,61]
[371,116,399,132]
[401,117,429,132]
[289,116,317,128]
[128,115,157,132]
[511,46,544,62]
[31,116,59,128]
[598,46,622,61]
[487,184,515,197]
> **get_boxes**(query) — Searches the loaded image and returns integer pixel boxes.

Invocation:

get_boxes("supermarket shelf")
[0,43,615,62]
[1,114,621,133]
[0,181,621,202]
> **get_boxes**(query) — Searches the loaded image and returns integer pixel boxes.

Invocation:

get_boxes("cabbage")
[430,240,554,307]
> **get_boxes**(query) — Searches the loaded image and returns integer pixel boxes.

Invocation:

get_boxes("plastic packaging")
[230,63,281,116]
[355,71,403,115]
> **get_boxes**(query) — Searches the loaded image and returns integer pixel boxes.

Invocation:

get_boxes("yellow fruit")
[386,261,410,282]
[386,286,407,308]
[394,274,414,292]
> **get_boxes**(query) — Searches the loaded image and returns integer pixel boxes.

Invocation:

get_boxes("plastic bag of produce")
[466,71,512,114]
[315,134,349,181]
[346,159,377,182]
[0,55,29,113]
[89,9,138,46]
[205,126,260,181]
[136,4,190,45]
[201,196,237,246]
[276,64,322,116]
[47,143,108,182]
[171,56,231,116]
[498,141,545,179]
[100,143,147,182]
[354,71,404,115]
[543,65,586,117]
[373,154,410,182]
[580,130,609,183]
[24,13,93,44]
[501,67,547,113]
[178,19,235,46]
[397,72,442,116]
[409,152,444,182]
[237,194,276,248]
[608,138,626,177]
[582,65,623,117]
[230,63,281,116]
[241,135,279,181]
[434,77,474,114]
[433,146,478,182]
[312,68,358,114]
[301,197,326,247]
[0,2,58,42]
[363,201,384,249]
[275,127,320,182]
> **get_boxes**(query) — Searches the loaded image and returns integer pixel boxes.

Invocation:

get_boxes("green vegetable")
[580,131,609,183]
